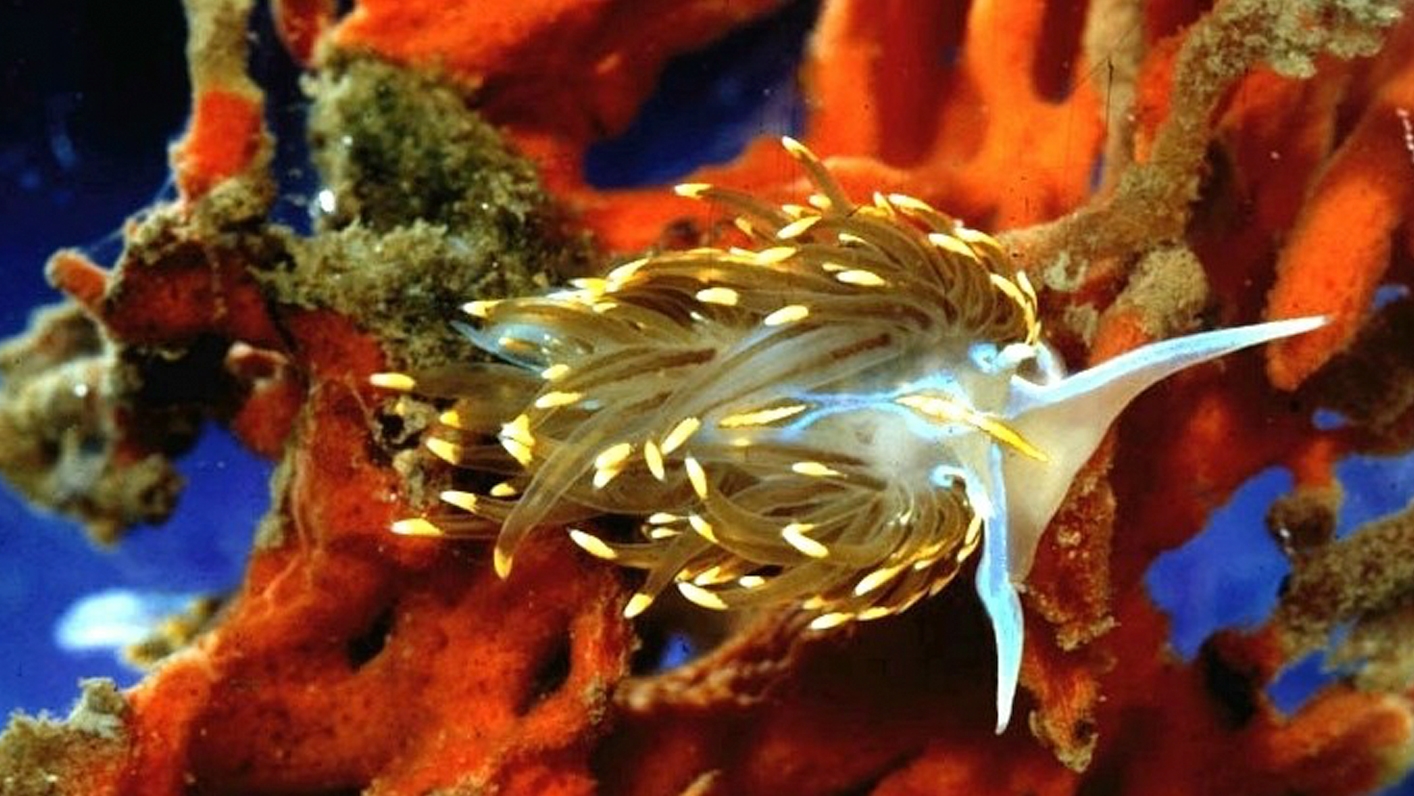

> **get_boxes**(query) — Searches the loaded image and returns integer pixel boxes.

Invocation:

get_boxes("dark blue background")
[1,2,1410,794]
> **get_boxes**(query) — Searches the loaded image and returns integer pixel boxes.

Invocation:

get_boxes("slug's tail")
[979,315,1324,734]
[1000,315,1326,581]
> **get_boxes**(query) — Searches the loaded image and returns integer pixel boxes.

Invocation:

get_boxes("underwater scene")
[2,0,1414,793]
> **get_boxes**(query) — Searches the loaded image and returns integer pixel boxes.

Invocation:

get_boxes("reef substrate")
[2,0,1414,794]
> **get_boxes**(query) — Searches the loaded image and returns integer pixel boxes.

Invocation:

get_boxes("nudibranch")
[373,137,1323,732]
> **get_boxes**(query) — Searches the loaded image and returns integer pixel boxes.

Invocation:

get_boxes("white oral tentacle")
[963,441,1023,734]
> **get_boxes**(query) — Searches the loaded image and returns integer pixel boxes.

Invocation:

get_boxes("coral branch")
[1005,0,1404,278]
[172,0,270,203]
[331,0,787,146]
[3,0,1414,793]
[1265,19,1414,388]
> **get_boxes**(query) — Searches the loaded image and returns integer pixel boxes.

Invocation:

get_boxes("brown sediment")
[0,681,130,796]
[1270,505,1414,662]
[0,303,187,544]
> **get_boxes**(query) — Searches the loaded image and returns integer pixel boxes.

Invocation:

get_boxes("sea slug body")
[375,138,1324,732]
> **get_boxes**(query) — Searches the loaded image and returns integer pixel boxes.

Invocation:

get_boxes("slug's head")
[371,137,1326,733]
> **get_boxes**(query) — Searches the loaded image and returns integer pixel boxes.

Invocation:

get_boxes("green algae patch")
[259,56,593,369]
[307,56,547,233]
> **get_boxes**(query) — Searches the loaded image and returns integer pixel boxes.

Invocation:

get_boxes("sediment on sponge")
[0,680,129,796]
[0,303,189,544]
